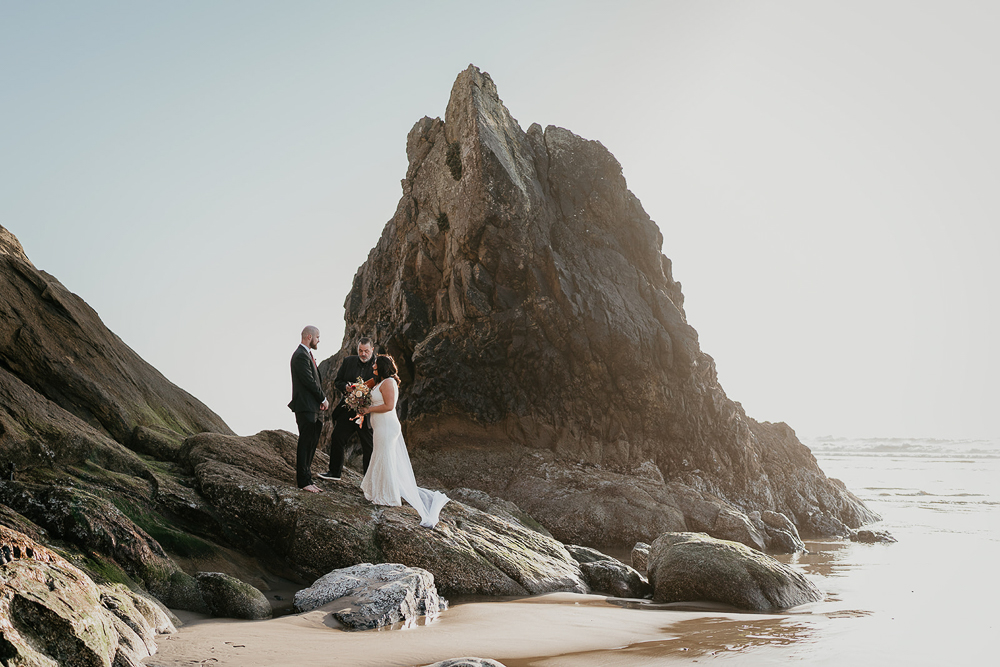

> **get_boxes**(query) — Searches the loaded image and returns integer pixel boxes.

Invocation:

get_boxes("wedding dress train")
[361,378,448,528]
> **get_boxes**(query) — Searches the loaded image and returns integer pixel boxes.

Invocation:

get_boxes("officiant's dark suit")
[289,342,327,488]
[327,351,376,477]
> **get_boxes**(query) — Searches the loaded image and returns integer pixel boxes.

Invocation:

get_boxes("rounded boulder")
[647,532,822,611]
[196,572,271,620]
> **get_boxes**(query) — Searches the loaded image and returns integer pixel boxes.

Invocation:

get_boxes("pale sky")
[4,1,998,441]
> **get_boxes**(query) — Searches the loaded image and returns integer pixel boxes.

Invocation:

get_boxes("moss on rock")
[196,572,271,620]
[0,526,175,666]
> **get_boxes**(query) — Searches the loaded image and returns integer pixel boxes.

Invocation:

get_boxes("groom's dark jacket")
[288,345,326,415]
[332,355,376,412]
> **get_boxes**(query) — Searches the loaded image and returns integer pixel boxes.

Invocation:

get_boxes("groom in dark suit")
[288,325,329,493]
[318,337,376,480]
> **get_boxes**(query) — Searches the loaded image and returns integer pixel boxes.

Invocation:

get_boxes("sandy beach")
[146,593,803,667]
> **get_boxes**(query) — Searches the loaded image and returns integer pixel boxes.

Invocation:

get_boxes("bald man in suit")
[288,325,329,492]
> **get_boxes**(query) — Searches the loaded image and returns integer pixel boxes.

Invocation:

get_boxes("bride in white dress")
[359,355,448,528]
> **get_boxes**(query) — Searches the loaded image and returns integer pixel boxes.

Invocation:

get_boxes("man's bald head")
[301,326,320,350]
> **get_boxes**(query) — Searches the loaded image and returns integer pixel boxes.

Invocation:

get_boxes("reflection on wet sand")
[501,616,819,667]
[376,608,444,631]
[779,540,856,578]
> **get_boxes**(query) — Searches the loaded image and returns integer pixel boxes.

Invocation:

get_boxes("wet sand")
[145,593,812,667]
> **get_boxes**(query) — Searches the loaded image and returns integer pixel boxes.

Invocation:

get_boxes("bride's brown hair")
[374,355,400,385]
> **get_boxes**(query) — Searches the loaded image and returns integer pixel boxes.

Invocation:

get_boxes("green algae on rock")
[0,524,175,666]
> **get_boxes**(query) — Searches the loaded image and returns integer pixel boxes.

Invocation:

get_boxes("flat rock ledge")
[181,430,588,599]
[647,532,823,611]
[293,563,447,631]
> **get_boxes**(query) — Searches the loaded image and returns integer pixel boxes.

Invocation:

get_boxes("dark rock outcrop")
[850,528,896,544]
[0,476,209,612]
[180,429,588,598]
[752,510,807,553]
[0,525,176,666]
[0,225,297,628]
[579,559,652,599]
[293,562,446,630]
[321,65,879,550]
[0,223,246,616]
[647,532,823,611]
[413,444,688,549]
[196,571,272,620]
[1,221,595,626]
[428,660,507,667]
[446,487,552,537]
[564,544,651,598]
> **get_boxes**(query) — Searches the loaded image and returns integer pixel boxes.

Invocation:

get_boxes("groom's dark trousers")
[288,345,326,488]
[328,354,376,477]
[294,412,322,487]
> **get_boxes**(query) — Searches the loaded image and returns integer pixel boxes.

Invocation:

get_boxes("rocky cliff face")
[0,524,177,666]
[0,224,233,474]
[0,224,245,612]
[323,65,878,547]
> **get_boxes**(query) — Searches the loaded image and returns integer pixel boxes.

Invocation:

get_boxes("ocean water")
[677,435,1000,665]
[508,436,1000,666]
[786,435,999,664]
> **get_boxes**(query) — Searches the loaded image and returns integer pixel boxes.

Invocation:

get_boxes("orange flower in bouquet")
[344,376,374,426]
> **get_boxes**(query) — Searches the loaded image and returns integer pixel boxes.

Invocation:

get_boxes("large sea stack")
[0,66,883,662]
[323,65,878,549]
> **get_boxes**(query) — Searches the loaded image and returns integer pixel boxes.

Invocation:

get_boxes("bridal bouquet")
[344,376,374,426]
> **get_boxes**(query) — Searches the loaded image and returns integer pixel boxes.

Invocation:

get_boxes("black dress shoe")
[317,472,340,481]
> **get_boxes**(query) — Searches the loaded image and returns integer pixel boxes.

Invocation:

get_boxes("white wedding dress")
[361,378,449,528]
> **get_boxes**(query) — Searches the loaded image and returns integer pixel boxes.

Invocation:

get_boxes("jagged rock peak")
[442,65,540,205]
[330,63,690,458]
[323,65,878,545]
[0,224,32,265]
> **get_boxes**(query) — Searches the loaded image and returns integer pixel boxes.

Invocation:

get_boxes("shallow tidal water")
[459,436,1000,665]
[146,436,999,666]
[506,436,1000,666]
